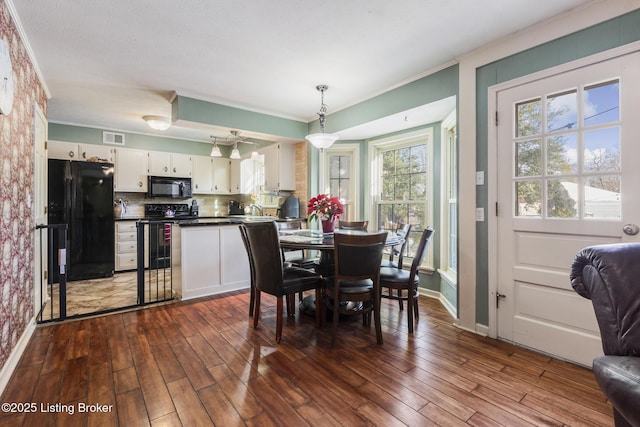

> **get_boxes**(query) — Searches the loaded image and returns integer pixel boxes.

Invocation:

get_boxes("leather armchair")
[570,243,640,427]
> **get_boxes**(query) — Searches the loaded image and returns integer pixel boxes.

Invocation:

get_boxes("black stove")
[144,203,195,219]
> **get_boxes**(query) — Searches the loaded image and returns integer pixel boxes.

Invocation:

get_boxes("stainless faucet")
[118,198,128,218]
[248,203,263,216]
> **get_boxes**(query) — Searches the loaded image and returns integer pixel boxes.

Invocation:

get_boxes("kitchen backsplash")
[114,193,283,218]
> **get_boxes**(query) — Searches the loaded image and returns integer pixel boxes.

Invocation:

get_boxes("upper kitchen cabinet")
[262,143,295,191]
[48,141,114,163]
[230,159,241,194]
[192,155,213,194]
[115,148,148,192]
[212,158,230,194]
[148,151,192,177]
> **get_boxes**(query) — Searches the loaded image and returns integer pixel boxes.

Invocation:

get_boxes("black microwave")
[148,176,192,199]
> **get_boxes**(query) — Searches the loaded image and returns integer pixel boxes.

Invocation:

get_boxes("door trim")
[487,40,640,339]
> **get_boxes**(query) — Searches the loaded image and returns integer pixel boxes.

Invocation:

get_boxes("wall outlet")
[476,171,485,185]
[476,207,485,222]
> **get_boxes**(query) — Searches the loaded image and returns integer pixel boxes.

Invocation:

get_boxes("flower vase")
[321,218,335,233]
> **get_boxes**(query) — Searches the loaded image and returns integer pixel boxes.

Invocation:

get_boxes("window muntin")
[513,79,620,220]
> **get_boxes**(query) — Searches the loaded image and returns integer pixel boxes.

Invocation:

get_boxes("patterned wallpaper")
[0,1,47,370]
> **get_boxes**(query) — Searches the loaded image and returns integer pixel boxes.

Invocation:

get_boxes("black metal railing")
[137,220,175,306]
[35,224,68,323]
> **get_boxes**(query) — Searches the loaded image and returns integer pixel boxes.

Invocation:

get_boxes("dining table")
[278,229,404,315]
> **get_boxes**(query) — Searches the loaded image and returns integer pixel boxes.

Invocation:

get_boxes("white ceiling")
[12,0,595,144]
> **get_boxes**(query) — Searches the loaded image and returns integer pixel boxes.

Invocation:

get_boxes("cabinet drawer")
[117,241,137,254]
[117,231,137,242]
[116,222,137,233]
[116,253,137,270]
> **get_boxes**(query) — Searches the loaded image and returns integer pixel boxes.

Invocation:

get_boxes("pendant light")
[210,136,222,157]
[228,130,242,159]
[305,84,339,150]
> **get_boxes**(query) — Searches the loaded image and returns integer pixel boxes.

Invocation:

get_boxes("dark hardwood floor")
[0,291,612,426]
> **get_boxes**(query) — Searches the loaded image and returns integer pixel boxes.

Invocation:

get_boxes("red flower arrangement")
[307,193,344,222]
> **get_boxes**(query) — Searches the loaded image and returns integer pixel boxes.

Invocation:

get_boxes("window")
[322,144,359,220]
[441,112,457,279]
[514,79,621,220]
[373,130,433,265]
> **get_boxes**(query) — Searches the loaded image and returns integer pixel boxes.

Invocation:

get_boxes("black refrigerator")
[48,159,115,282]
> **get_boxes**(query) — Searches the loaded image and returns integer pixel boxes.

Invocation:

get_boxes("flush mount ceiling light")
[209,135,222,157]
[305,84,339,150]
[143,115,171,131]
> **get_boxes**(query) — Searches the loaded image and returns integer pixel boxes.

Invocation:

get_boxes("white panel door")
[34,104,47,316]
[496,50,640,366]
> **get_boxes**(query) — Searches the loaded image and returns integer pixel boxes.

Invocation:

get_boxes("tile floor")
[40,270,178,321]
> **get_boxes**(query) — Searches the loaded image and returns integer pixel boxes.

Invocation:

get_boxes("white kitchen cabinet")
[115,220,149,271]
[170,153,192,177]
[115,148,148,192]
[262,143,296,191]
[229,159,241,194]
[177,224,249,300]
[148,151,192,177]
[79,144,114,162]
[49,141,116,163]
[48,141,79,160]
[192,155,213,194]
[212,157,230,194]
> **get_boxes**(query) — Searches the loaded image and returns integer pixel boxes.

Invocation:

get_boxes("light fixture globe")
[209,136,222,157]
[305,132,339,150]
[143,115,171,131]
[305,84,339,150]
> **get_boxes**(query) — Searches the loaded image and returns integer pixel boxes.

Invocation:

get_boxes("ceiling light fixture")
[227,130,245,160]
[209,135,222,157]
[143,115,171,131]
[305,84,339,150]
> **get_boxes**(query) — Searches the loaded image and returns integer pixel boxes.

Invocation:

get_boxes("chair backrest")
[239,224,255,283]
[407,227,434,281]
[333,231,387,281]
[276,220,302,231]
[338,220,369,231]
[389,223,412,264]
[241,221,285,296]
[570,243,640,356]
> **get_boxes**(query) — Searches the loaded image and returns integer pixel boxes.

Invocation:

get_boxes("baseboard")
[0,317,36,396]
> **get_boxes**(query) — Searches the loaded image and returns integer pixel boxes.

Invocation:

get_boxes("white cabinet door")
[148,151,171,176]
[229,159,241,194]
[262,143,296,191]
[192,155,213,194]
[180,227,221,300]
[212,158,230,194]
[115,148,148,192]
[48,140,79,160]
[79,144,115,162]
[171,153,192,177]
[220,226,250,287]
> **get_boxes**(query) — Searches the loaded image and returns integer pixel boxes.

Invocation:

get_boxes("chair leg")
[413,292,419,319]
[331,297,340,347]
[398,289,404,310]
[374,292,383,345]
[253,291,261,329]
[249,283,255,316]
[314,288,321,328]
[276,296,284,343]
[407,289,414,334]
[285,294,294,317]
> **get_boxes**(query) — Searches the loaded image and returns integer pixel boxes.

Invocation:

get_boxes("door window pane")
[584,80,619,126]
[547,178,577,218]
[516,139,542,177]
[516,180,542,216]
[516,99,542,137]
[584,176,620,219]
[584,127,620,172]
[547,90,577,132]
[546,134,578,175]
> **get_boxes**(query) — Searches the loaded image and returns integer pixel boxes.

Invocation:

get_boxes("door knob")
[623,224,639,236]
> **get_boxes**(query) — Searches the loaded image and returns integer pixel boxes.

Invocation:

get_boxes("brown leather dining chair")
[241,221,323,342]
[379,227,434,333]
[337,220,368,231]
[323,231,387,347]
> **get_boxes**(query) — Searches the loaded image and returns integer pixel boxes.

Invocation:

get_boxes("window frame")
[368,128,434,269]
[439,110,457,286]
[320,143,360,221]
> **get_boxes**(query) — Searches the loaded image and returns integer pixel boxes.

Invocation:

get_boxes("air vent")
[103,131,125,145]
